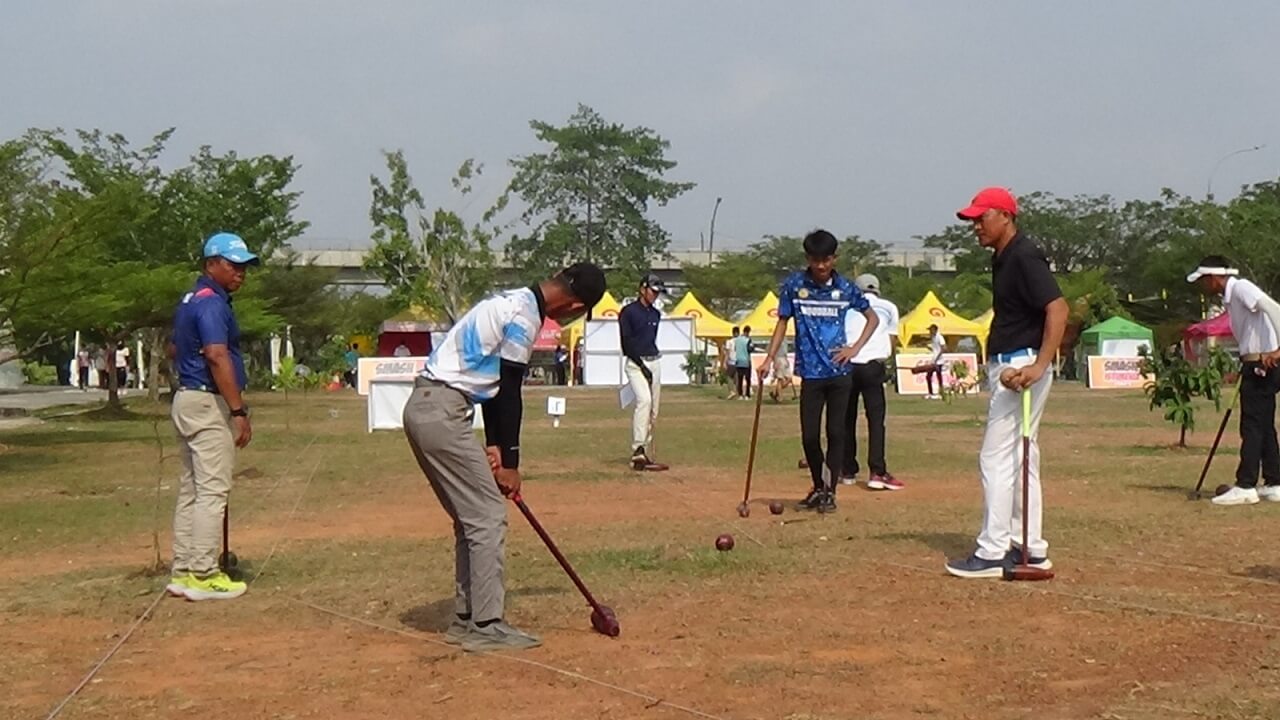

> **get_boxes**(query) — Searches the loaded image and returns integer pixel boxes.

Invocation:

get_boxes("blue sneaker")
[945,553,1006,579]
[1005,547,1053,570]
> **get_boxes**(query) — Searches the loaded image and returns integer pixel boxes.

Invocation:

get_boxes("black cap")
[557,262,607,310]
[640,272,668,295]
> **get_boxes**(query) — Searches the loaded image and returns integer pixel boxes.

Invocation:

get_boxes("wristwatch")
[230,406,249,417]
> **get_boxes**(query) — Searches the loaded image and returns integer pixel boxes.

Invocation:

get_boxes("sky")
[3,1,1278,252]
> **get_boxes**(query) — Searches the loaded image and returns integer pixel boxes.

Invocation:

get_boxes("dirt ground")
[2,384,1279,719]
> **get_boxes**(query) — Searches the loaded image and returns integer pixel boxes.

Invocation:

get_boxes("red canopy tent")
[533,318,563,351]
[1183,311,1235,362]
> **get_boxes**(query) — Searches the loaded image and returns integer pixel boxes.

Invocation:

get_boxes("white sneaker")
[840,474,857,486]
[1212,486,1260,506]
[1258,485,1280,502]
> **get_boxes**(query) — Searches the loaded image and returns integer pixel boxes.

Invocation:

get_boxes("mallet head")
[1002,565,1055,582]
[736,502,750,518]
[590,606,620,637]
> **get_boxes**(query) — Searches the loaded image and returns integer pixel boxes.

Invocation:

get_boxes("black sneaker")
[631,446,649,471]
[817,491,837,514]
[799,488,823,509]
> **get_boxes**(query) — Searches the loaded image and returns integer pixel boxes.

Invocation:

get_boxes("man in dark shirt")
[619,273,667,469]
[945,188,1068,579]
[166,232,258,601]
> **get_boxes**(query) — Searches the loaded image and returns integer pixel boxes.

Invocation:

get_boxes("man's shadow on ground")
[399,586,567,633]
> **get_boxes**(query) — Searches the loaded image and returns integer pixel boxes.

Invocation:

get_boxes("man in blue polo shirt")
[758,230,879,513]
[166,232,258,601]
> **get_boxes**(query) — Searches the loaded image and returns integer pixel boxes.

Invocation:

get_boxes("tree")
[1140,345,1234,448]
[501,104,694,282]
[681,253,775,318]
[365,151,496,323]
[29,128,305,405]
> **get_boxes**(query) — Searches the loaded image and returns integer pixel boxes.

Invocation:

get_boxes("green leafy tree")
[1140,345,1234,448]
[680,253,775,318]
[365,151,496,323]
[501,104,694,281]
[31,128,304,405]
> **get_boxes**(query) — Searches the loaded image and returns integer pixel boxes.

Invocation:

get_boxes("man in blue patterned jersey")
[758,230,880,513]
[403,263,606,652]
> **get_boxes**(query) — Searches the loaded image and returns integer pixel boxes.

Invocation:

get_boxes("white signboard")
[357,356,428,396]
[580,316,696,386]
[894,352,980,395]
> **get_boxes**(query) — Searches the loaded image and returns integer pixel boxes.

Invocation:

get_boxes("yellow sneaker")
[182,572,247,601]
[165,574,192,597]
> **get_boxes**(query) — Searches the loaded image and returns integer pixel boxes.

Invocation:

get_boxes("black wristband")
[230,407,248,417]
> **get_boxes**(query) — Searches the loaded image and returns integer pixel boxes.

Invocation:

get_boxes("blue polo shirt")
[171,276,247,391]
[777,270,870,379]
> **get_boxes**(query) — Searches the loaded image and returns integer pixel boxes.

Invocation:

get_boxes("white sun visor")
[1186,266,1239,283]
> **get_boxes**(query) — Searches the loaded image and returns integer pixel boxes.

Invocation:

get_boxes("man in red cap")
[945,188,1068,579]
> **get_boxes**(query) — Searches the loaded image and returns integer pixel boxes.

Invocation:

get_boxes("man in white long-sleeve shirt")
[1188,256,1280,506]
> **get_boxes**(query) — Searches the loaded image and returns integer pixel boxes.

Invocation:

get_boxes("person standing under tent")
[945,187,1067,579]
[619,273,668,470]
[841,273,903,490]
[402,262,605,651]
[1188,256,1280,506]
[925,324,945,399]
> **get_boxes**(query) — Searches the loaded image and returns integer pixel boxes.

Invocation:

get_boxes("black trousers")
[843,361,888,477]
[925,364,943,394]
[554,364,567,386]
[735,366,752,397]
[799,373,852,491]
[1237,361,1280,488]
[78,367,90,388]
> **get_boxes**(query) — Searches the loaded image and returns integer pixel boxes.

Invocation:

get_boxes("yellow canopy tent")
[667,292,736,339]
[899,291,989,357]
[973,309,993,331]
[559,291,623,349]
[739,291,793,338]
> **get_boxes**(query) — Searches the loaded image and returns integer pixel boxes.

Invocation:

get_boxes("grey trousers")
[403,377,507,622]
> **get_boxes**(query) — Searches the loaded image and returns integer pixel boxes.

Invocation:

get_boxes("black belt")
[178,385,219,395]
[640,355,661,361]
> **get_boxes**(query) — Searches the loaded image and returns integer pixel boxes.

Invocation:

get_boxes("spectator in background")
[343,343,360,388]
[732,326,754,400]
[115,341,131,392]
[925,324,945,400]
[553,344,569,385]
[573,338,585,385]
[77,347,92,391]
[94,346,108,388]
[724,327,741,399]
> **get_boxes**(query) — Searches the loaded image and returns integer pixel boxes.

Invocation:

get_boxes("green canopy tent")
[1078,316,1154,357]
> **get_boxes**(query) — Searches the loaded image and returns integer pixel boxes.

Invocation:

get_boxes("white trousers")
[975,354,1053,561]
[624,358,662,449]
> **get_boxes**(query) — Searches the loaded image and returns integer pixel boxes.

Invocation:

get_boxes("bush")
[1140,345,1234,447]
[22,363,58,386]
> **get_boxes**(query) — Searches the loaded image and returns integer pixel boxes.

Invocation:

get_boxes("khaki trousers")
[171,390,235,577]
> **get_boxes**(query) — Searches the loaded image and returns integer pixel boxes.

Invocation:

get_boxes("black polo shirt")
[988,233,1063,356]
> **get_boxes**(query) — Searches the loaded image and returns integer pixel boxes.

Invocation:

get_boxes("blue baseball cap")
[203,232,260,265]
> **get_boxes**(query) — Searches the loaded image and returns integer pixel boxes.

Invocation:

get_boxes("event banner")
[1086,356,1146,389]
[357,356,427,396]
[893,353,979,395]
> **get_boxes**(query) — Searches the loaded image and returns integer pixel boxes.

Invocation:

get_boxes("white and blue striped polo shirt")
[423,288,543,402]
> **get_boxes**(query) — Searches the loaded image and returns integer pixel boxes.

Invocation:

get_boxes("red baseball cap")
[956,187,1018,220]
